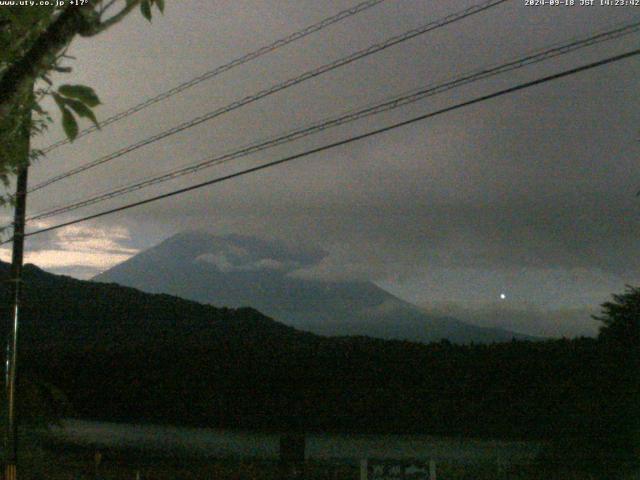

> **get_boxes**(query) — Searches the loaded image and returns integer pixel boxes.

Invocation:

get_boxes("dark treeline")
[27,337,622,438]
[0,263,637,466]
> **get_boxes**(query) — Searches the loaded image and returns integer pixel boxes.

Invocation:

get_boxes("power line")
[39,0,388,154]
[29,0,508,194]
[34,0,506,191]
[23,19,640,223]
[13,47,640,242]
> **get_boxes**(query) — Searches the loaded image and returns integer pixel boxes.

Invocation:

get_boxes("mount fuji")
[93,231,529,343]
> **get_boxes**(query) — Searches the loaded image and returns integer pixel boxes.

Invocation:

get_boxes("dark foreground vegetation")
[8,446,600,480]
[0,444,528,480]
[0,262,638,477]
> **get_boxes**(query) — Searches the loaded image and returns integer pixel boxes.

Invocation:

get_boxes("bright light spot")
[500,293,506,300]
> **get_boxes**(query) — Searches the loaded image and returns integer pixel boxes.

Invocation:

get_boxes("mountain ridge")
[0,260,314,353]
[94,231,531,343]
[0,258,612,442]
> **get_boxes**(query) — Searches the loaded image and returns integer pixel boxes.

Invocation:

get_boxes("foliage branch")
[0,0,164,205]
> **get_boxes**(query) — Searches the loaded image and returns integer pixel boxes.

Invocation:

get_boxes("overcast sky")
[1,0,639,335]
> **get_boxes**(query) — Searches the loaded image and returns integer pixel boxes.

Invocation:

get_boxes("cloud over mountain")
[94,231,530,343]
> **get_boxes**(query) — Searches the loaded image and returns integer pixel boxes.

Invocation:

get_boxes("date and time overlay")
[525,0,639,6]
[1,0,639,7]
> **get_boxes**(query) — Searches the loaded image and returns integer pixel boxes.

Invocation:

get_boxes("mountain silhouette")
[94,231,529,343]
[0,259,609,443]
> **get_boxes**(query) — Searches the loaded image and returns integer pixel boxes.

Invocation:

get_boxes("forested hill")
[0,261,313,352]
[0,261,629,447]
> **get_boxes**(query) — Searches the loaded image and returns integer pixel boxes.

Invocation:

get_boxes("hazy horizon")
[1,1,638,339]
[3,229,604,339]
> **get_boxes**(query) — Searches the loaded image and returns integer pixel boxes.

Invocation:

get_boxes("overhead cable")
[40,0,388,154]
[24,19,640,223]
[29,0,508,193]
[13,47,639,242]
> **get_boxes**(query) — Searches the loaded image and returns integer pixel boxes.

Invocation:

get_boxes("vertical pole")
[94,449,102,479]
[4,165,28,480]
[359,459,367,480]
[4,87,31,480]
[429,459,436,480]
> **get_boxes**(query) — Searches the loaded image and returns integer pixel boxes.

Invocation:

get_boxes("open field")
[46,419,542,465]
[4,420,627,479]
[17,420,538,478]
[18,445,633,480]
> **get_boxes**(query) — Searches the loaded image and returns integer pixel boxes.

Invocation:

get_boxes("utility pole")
[4,98,31,480]
[4,166,28,480]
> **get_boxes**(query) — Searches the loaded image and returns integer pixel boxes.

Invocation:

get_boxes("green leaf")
[155,0,165,13]
[32,102,45,115]
[52,92,64,109]
[64,98,99,129]
[5,5,53,29]
[141,0,152,21]
[57,84,100,107]
[61,107,78,142]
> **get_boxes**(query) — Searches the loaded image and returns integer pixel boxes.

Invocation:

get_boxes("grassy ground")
[9,433,637,480]
[13,445,637,480]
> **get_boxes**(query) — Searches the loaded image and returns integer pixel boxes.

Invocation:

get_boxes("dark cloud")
[3,1,638,323]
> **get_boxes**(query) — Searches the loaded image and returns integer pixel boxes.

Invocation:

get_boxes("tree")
[0,377,70,430]
[0,2,165,473]
[592,286,640,471]
[0,0,165,203]
[594,285,640,348]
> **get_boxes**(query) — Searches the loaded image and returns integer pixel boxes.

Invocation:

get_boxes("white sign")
[360,459,436,480]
